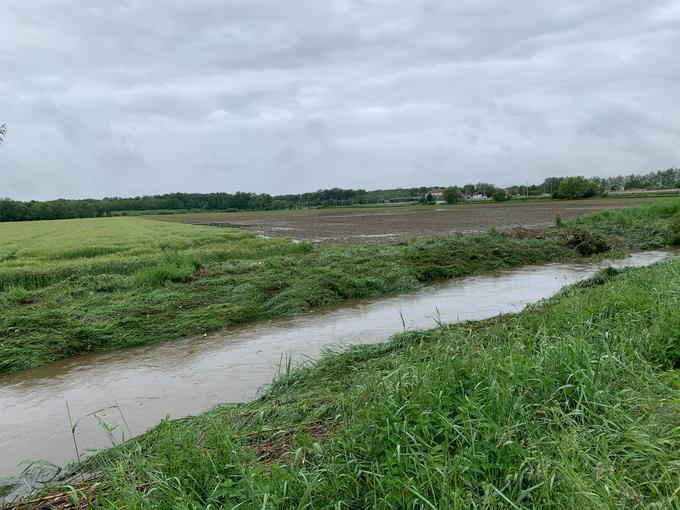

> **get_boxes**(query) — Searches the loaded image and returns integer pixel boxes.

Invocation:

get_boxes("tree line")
[508,168,680,198]
[0,166,678,222]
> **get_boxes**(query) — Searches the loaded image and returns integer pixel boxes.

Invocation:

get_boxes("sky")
[1,1,679,201]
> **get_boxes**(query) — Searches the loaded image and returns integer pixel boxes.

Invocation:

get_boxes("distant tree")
[606,175,625,191]
[492,188,510,202]
[425,193,435,204]
[475,182,495,196]
[625,177,646,190]
[541,177,564,196]
[0,124,6,144]
[442,186,461,204]
[554,176,599,200]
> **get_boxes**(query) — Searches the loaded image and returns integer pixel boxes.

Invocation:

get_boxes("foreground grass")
[1,201,679,374]
[28,252,680,509]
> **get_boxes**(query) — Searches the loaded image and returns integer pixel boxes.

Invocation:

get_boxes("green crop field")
[1,201,680,375]
[0,217,307,291]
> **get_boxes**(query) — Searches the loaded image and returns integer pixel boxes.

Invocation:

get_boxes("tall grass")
[578,198,680,249]
[669,212,680,244]
[41,256,680,509]
[133,252,199,287]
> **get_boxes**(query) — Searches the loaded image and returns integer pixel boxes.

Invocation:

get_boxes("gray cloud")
[1,0,679,200]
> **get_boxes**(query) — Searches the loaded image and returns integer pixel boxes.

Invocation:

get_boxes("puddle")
[0,250,675,489]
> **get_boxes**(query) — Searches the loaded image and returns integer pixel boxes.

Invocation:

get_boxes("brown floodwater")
[0,250,675,489]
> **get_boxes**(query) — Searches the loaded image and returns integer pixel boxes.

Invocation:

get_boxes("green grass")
[576,198,680,250]
[1,200,678,375]
[0,217,308,291]
[35,250,680,509]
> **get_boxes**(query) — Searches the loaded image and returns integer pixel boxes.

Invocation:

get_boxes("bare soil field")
[154,198,652,244]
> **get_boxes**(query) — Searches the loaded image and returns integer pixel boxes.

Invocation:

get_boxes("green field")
[1,201,679,374]
[0,217,307,290]
[35,247,680,508]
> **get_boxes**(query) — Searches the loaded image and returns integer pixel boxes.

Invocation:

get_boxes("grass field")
[27,248,680,508]
[0,217,307,291]
[1,200,678,374]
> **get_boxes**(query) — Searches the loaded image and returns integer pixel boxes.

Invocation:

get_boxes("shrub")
[492,189,510,201]
[443,186,461,204]
[553,176,600,199]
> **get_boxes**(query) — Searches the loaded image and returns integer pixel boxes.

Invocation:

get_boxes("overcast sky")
[1,1,679,200]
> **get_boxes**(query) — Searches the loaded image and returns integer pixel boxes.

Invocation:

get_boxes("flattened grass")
[0,228,570,374]
[1,200,678,374]
[0,217,306,291]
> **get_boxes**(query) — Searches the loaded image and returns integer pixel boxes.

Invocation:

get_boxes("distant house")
[428,188,444,199]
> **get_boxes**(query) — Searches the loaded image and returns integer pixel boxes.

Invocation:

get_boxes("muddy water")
[0,251,675,482]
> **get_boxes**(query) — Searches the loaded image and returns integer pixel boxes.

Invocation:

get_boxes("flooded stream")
[0,250,675,487]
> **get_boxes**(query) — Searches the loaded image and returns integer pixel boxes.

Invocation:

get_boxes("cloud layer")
[1,0,679,200]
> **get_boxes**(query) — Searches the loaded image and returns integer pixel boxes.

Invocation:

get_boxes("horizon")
[2,166,678,203]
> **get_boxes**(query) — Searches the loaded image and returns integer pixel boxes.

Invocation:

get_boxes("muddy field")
[155,198,652,244]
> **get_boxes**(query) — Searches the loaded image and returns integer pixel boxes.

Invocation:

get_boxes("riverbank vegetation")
[19,246,680,508]
[1,200,678,375]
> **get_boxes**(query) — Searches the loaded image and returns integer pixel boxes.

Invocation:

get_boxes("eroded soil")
[157,199,650,243]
